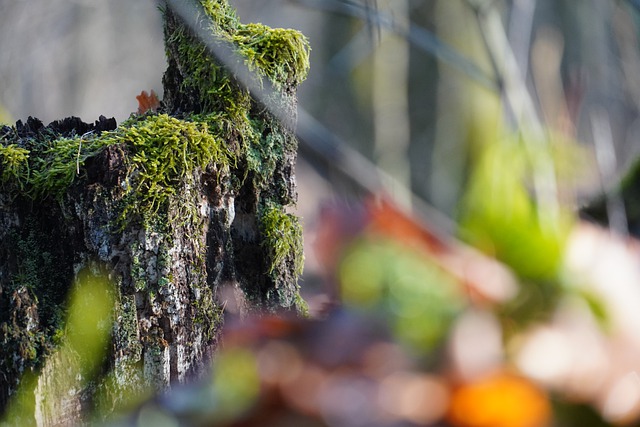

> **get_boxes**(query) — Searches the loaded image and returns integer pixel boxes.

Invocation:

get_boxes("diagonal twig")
[161,0,456,235]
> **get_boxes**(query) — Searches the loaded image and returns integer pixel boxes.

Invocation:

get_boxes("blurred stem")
[466,0,561,231]
[373,0,411,206]
[507,0,536,114]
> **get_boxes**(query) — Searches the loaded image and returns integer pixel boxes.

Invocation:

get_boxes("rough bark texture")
[0,0,309,424]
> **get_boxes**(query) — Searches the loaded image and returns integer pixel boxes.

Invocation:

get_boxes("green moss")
[196,0,310,87]
[293,292,310,317]
[259,203,304,278]
[165,15,252,116]
[0,113,239,227]
[200,0,240,29]
[233,23,310,87]
[243,119,285,187]
[102,114,237,222]
[0,144,29,188]
[31,136,115,199]
[163,0,310,115]
[0,129,118,201]
[0,313,47,367]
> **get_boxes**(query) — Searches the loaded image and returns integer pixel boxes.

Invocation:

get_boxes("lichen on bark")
[0,0,309,423]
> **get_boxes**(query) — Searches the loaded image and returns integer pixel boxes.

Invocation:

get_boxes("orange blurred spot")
[366,197,445,253]
[448,372,551,427]
[136,90,160,114]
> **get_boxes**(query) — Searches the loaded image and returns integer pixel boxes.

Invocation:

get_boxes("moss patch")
[259,203,304,278]
[0,144,29,189]
[104,114,237,223]
[162,0,309,115]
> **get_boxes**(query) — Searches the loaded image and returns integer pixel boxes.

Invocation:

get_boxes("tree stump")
[0,0,309,424]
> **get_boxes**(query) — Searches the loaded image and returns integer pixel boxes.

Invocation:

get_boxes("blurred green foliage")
[459,137,571,282]
[63,267,115,378]
[339,236,464,353]
[212,348,261,419]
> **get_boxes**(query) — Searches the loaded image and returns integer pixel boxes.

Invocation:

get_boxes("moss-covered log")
[0,0,309,424]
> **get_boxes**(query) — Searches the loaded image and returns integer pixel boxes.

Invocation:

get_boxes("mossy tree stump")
[0,0,309,423]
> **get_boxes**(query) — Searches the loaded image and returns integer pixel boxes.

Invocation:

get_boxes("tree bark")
[0,1,309,424]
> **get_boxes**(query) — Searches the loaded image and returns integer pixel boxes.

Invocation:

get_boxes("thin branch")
[161,0,456,235]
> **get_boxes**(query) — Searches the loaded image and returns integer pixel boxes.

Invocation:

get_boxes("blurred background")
[4,0,640,281]
[5,1,640,425]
